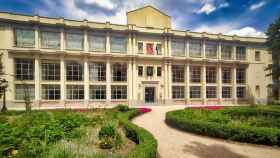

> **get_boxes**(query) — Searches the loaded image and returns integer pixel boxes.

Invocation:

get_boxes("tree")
[266,16,280,100]
[0,53,8,112]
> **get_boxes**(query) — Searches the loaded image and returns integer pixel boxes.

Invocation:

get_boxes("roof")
[126,5,170,17]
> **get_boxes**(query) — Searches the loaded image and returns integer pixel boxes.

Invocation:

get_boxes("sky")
[0,0,279,37]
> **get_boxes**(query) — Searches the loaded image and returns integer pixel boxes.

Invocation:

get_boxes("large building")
[0,6,273,109]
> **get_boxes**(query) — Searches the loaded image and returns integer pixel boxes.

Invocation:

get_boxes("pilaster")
[60,56,65,105]
[218,64,222,104]
[106,31,110,53]
[202,63,207,104]
[106,58,111,103]
[232,65,237,104]
[84,57,89,106]
[185,63,190,104]
[60,28,65,51]
[128,60,133,106]
[34,26,39,49]
[84,29,88,52]
[34,55,40,107]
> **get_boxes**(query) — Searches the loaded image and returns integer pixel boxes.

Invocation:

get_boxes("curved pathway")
[132,106,280,158]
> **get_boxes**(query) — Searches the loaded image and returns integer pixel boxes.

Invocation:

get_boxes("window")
[138,42,143,54]
[41,31,60,49]
[236,68,246,84]
[190,86,201,98]
[66,61,83,81]
[112,63,127,81]
[172,86,185,99]
[189,40,202,57]
[90,85,106,100]
[222,87,231,98]
[89,34,106,52]
[138,66,143,76]
[147,66,154,77]
[222,68,231,84]
[15,58,34,80]
[206,86,216,98]
[172,65,184,82]
[255,51,260,61]
[41,62,60,81]
[237,87,246,98]
[66,32,84,50]
[206,67,216,83]
[15,28,35,47]
[205,42,218,58]
[15,84,35,100]
[111,85,127,99]
[171,40,185,56]
[111,36,127,53]
[221,45,232,60]
[236,46,246,60]
[67,85,84,100]
[41,84,60,100]
[146,43,154,55]
[89,62,106,81]
[156,44,162,55]
[190,66,201,83]
[157,67,162,77]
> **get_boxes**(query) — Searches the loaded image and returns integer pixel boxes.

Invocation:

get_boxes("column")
[168,62,172,101]
[232,66,237,104]
[106,31,110,53]
[164,61,168,103]
[132,33,136,55]
[168,36,172,57]
[218,64,222,104]
[202,40,206,59]
[185,63,190,104]
[232,46,236,60]
[34,26,39,49]
[84,29,88,52]
[106,59,111,103]
[128,33,132,55]
[202,63,207,104]
[186,39,189,58]
[128,60,133,106]
[34,55,40,107]
[218,41,222,59]
[84,57,89,106]
[164,36,168,57]
[60,56,65,106]
[132,59,137,103]
[60,28,65,51]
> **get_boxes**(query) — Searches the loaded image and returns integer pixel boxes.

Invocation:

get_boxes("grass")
[166,105,280,146]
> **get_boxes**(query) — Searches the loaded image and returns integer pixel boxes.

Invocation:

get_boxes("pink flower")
[138,108,152,113]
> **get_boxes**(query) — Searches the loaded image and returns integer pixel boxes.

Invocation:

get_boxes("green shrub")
[99,139,114,149]
[117,104,129,112]
[99,124,117,140]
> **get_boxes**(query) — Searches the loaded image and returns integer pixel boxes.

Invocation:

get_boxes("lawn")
[0,106,157,158]
[166,105,280,146]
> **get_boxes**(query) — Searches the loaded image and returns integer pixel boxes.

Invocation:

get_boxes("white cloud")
[226,26,266,37]
[194,23,238,34]
[219,2,229,8]
[249,1,266,11]
[196,3,216,15]
[84,0,116,10]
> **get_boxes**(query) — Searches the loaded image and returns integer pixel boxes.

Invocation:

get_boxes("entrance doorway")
[145,87,155,103]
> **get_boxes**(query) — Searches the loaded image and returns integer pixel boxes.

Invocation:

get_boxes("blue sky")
[0,0,279,37]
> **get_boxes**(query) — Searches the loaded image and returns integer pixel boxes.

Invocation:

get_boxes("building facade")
[0,6,272,109]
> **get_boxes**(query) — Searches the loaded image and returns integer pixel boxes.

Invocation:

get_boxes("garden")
[0,105,157,158]
[166,105,280,146]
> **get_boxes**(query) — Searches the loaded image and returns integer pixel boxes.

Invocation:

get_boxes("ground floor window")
[66,85,84,100]
[41,84,60,100]
[222,87,231,98]
[15,84,35,100]
[190,86,201,98]
[206,86,216,98]
[111,85,127,99]
[172,86,185,99]
[190,66,201,83]
[237,87,246,98]
[90,85,106,100]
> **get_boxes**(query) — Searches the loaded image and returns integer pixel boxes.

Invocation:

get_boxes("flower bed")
[166,106,280,146]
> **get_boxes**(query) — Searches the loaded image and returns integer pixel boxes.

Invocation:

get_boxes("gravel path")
[132,106,280,158]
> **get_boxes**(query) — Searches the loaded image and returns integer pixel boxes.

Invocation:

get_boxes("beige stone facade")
[0,6,272,109]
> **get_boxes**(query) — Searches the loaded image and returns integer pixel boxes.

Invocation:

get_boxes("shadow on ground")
[183,141,249,158]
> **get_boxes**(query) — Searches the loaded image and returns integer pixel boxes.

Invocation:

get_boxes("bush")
[99,124,117,139]
[117,104,129,112]
[166,107,280,146]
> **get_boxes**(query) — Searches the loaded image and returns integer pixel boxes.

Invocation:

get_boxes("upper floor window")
[189,40,202,57]
[89,34,106,52]
[112,63,127,81]
[111,36,127,53]
[15,28,35,47]
[157,67,162,77]
[66,61,83,81]
[172,65,184,83]
[190,66,201,83]
[138,42,143,54]
[147,66,154,77]
[255,51,261,61]
[236,68,246,84]
[41,61,60,81]
[171,40,185,56]
[156,44,162,55]
[41,31,60,49]
[221,45,232,60]
[146,43,154,55]
[205,41,218,59]
[66,32,84,50]
[15,58,34,80]
[206,67,216,83]
[236,46,246,60]
[89,62,106,81]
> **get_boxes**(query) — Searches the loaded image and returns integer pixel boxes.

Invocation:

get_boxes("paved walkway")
[132,106,280,158]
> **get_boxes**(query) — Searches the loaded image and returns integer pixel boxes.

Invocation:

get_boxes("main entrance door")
[145,87,155,103]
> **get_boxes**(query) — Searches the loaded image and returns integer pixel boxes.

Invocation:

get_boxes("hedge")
[118,109,158,158]
[166,108,280,146]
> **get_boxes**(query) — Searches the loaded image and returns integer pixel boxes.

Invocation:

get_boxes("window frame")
[138,66,143,76]
[189,40,202,57]
[66,61,84,81]
[88,33,106,52]
[171,39,185,56]
[190,66,201,83]
[14,28,35,48]
[90,85,106,100]
[157,66,162,77]
[236,46,246,60]
[41,84,61,100]
[89,62,106,82]
[112,63,127,82]
[111,85,127,100]
[236,68,246,84]
[222,67,231,84]
[172,86,185,99]
[15,58,34,81]
[111,35,127,53]
[66,85,84,100]
[237,86,246,98]
[206,86,217,98]
[222,86,232,98]
[221,44,233,60]
[65,31,84,50]
[172,65,185,83]
[15,84,35,100]
[206,67,216,83]
[146,66,154,77]
[41,31,60,49]
[190,86,201,98]
[205,41,218,59]
[41,61,60,81]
